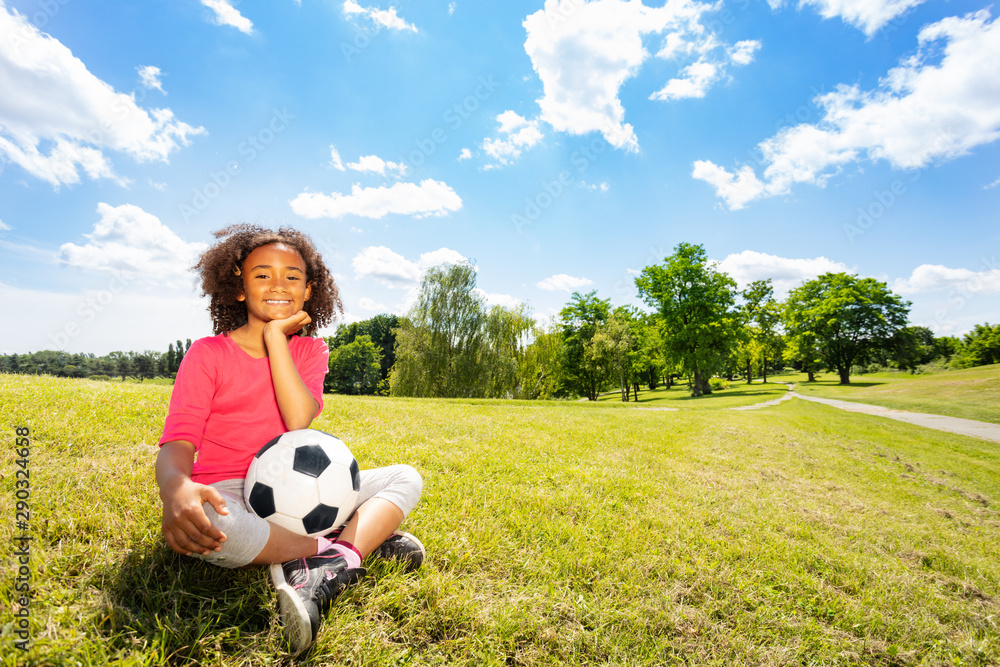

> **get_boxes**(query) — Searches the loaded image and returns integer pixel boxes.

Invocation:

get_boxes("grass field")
[793,365,1000,425]
[2,374,1000,666]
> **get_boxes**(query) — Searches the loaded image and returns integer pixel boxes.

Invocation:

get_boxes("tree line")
[4,243,999,398]
[0,340,192,381]
[364,243,998,400]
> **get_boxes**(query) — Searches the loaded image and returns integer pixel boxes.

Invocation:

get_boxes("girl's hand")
[160,478,229,556]
[265,310,312,338]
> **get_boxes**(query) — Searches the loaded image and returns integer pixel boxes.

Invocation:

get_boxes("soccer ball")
[243,429,361,537]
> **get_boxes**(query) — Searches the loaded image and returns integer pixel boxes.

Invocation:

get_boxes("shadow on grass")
[602,383,787,405]
[800,380,885,389]
[665,384,781,403]
[97,543,277,664]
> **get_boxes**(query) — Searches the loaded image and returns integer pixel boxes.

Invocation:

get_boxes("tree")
[559,291,611,400]
[589,310,634,402]
[636,243,740,397]
[328,335,383,395]
[328,314,400,383]
[166,343,177,374]
[517,325,565,399]
[783,273,909,384]
[390,263,488,398]
[741,279,782,383]
[173,339,187,372]
[952,323,1000,368]
[634,315,668,390]
[133,351,161,381]
[107,351,134,381]
[888,326,937,370]
[481,304,535,398]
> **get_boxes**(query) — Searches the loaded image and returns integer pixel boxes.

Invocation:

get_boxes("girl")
[156,224,423,655]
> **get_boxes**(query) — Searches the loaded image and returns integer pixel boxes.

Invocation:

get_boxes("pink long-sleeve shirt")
[159,333,329,484]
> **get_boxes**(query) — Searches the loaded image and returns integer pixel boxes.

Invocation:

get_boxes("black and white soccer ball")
[243,429,361,537]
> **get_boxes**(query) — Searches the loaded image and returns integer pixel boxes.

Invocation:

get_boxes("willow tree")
[389,263,536,398]
[389,263,487,398]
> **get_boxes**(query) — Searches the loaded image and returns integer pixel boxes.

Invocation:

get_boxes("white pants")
[193,464,422,568]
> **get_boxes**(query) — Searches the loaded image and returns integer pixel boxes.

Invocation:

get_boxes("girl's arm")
[264,311,320,430]
[156,440,229,555]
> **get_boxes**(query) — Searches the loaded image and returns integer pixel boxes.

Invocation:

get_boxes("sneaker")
[271,547,366,655]
[372,531,426,572]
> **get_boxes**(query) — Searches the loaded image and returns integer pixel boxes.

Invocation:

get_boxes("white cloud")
[984,175,1000,189]
[474,288,522,309]
[481,111,545,166]
[352,246,422,288]
[523,0,745,151]
[290,179,462,219]
[329,145,346,170]
[448,2,456,15]
[694,11,1000,209]
[346,154,408,176]
[342,1,418,32]
[357,296,388,311]
[0,5,204,187]
[0,219,10,231]
[137,66,164,93]
[728,40,762,66]
[768,0,927,36]
[418,248,471,270]
[714,250,851,296]
[650,59,720,101]
[891,264,1000,295]
[649,40,760,102]
[352,245,470,288]
[58,203,207,285]
[201,0,254,34]
[537,274,594,292]
[458,148,472,160]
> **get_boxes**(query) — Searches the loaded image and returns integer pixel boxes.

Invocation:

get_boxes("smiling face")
[237,242,312,327]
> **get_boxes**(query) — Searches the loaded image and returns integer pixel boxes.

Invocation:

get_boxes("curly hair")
[193,224,342,336]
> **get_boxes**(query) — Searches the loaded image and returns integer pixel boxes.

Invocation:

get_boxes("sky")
[1,0,998,356]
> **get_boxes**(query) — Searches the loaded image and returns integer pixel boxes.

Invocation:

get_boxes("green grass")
[792,364,1000,425]
[2,374,1000,665]
[594,380,790,410]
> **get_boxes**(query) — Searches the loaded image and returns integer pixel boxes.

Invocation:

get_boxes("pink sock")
[315,536,362,569]
[332,540,363,569]
[316,536,335,555]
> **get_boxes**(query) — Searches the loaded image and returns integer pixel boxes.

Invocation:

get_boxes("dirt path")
[741,382,1000,444]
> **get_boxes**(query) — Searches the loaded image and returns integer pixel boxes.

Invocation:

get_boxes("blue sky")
[1,0,998,355]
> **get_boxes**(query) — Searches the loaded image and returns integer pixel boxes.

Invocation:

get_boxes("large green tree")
[636,243,740,397]
[328,334,383,395]
[327,314,400,383]
[559,291,611,400]
[784,273,909,384]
